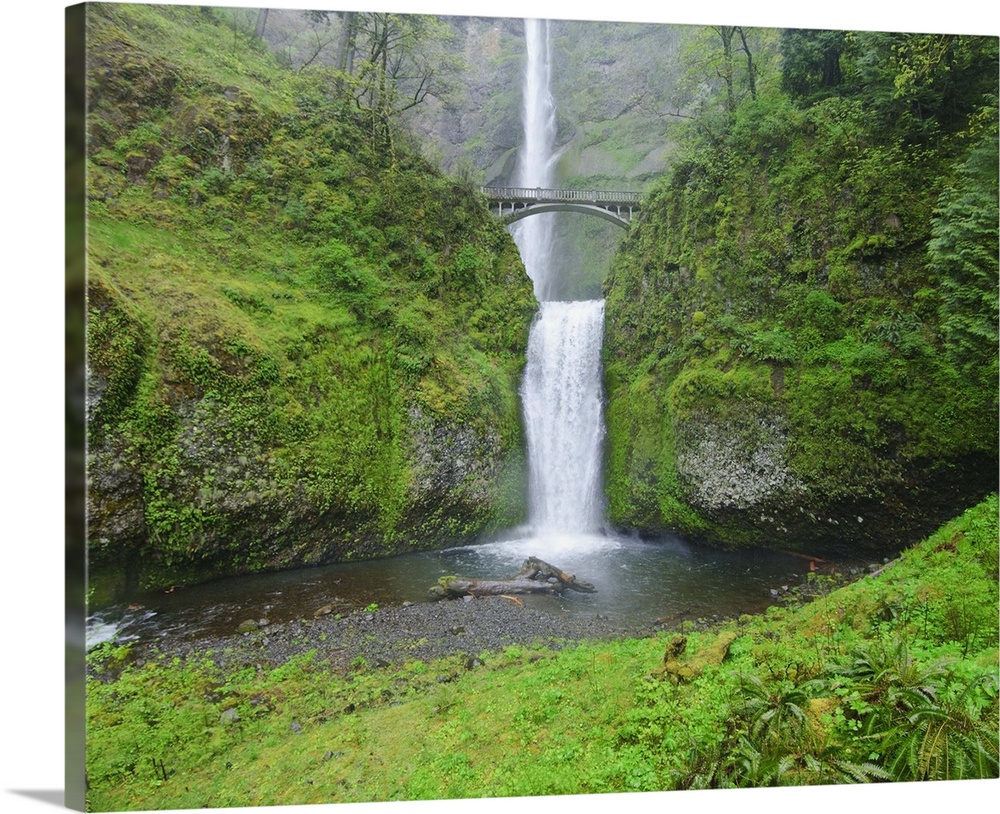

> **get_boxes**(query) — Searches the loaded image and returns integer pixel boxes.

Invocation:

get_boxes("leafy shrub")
[801,289,844,341]
[115,120,164,156]
[199,166,234,195]
[748,327,797,363]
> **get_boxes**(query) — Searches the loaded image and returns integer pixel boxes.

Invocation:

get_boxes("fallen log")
[429,556,597,600]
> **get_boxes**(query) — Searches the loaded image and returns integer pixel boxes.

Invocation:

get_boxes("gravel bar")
[142,595,666,670]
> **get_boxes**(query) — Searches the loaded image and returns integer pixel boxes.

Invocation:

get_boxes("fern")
[830,639,999,781]
[929,132,1000,374]
[829,759,890,783]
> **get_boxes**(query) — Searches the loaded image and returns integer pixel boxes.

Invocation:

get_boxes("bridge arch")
[481,186,640,231]
[500,202,632,229]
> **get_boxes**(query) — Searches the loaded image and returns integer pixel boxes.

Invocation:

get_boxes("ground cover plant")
[85,496,999,808]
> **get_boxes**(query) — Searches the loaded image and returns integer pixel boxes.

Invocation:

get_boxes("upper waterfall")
[513,18,559,302]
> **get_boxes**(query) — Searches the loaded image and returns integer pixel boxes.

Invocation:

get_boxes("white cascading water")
[512,19,609,552]
[521,300,606,534]
[513,18,559,302]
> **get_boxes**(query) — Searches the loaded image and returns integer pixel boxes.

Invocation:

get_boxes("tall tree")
[840,32,999,143]
[736,27,758,101]
[671,25,780,135]
[336,10,357,76]
[780,29,846,103]
[345,12,458,160]
[296,10,338,72]
[253,8,269,40]
[714,25,737,114]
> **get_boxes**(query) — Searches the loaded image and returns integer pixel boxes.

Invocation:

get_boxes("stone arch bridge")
[480,186,640,229]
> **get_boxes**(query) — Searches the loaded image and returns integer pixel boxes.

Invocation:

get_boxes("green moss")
[602,44,998,551]
[84,3,535,594]
[603,366,710,536]
[87,269,151,436]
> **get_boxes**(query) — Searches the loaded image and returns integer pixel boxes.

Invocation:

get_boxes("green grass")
[86,496,998,809]
[92,3,297,113]
[86,640,665,809]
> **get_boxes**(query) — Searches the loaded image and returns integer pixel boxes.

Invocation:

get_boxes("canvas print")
[68,1,999,811]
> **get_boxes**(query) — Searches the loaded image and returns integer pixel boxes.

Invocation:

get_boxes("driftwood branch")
[429,557,596,599]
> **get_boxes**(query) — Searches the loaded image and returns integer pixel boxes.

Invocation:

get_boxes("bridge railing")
[480,186,641,206]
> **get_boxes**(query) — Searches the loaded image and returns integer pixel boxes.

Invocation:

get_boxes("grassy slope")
[86,495,998,808]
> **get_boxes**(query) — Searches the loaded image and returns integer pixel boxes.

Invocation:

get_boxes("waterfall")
[513,20,607,544]
[521,300,606,534]
[513,18,559,303]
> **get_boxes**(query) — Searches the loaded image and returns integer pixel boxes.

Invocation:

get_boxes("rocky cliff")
[603,30,999,555]
[84,4,535,602]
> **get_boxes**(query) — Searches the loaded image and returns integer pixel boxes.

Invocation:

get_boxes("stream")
[86,530,834,649]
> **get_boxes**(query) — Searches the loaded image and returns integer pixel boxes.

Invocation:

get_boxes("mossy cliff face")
[84,5,535,602]
[603,40,999,556]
